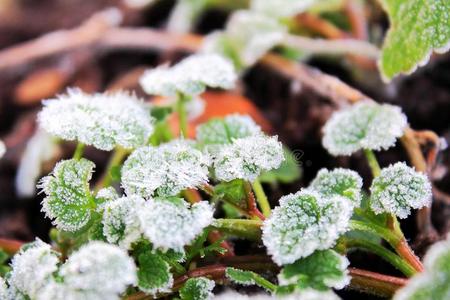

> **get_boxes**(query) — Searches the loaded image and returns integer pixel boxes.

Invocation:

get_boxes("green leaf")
[225,267,277,292]
[259,147,301,184]
[279,250,350,291]
[179,277,215,300]
[214,179,247,209]
[40,158,96,232]
[151,106,173,121]
[137,250,173,295]
[379,0,450,80]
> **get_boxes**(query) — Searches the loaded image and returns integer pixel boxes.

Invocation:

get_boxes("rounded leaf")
[322,102,407,156]
[137,250,173,295]
[122,140,210,198]
[370,162,432,219]
[262,189,353,265]
[38,89,154,151]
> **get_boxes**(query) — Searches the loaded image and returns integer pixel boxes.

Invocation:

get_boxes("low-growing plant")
[0,1,448,296]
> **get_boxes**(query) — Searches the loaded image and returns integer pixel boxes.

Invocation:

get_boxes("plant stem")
[363,149,381,177]
[343,238,416,277]
[94,146,128,192]
[252,179,271,217]
[73,142,85,160]
[0,237,24,255]
[250,272,278,292]
[212,219,262,241]
[348,268,407,298]
[243,182,266,220]
[176,93,189,138]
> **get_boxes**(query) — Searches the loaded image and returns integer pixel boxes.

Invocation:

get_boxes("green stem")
[176,94,189,138]
[94,147,129,192]
[73,143,85,160]
[363,149,381,177]
[343,238,416,277]
[349,220,400,247]
[212,219,262,241]
[250,272,278,292]
[252,179,271,217]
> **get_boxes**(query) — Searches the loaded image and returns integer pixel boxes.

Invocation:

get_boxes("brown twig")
[344,0,368,40]
[295,13,348,39]
[348,268,407,297]
[0,237,25,255]
[243,182,266,220]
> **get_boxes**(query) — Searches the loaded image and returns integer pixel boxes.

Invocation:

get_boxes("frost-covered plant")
[309,168,363,206]
[179,277,215,300]
[393,235,450,300]
[121,139,210,198]
[262,189,353,265]
[138,197,214,251]
[370,162,432,219]
[38,89,154,151]
[322,101,407,156]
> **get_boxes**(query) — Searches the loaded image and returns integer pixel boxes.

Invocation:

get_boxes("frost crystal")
[196,114,262,146]
[38,89,154,151]
[40,158,95,232]
[138,197,214,251]
[202,10,286,67]
[0,277,7,299]
[322,101,407,156]
[310,168,363,206]
[279,250,350,290]
[251,0,316,18]
[213,135,284,182]
[102,196,145,249]
[122,140,210,198]
[95,186,119,209]
[262,189,353,265]
[8,239,59,299]
[50,242,137,300]
[394,236,450,300]
[179,277,215,300]
[140,54,236,97]
[370,162,432,219]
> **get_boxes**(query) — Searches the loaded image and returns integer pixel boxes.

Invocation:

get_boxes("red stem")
[0,237,24,254]
[348,268,407,297]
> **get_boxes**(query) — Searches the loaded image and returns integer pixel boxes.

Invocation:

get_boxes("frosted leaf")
[137,250,173,295]
[0,277,6,299]
[102,196,145,249]
[212,289,340,300]
[394,236,450,300]
[370,162,432,219]
[196,114,262,146]
[225,268,273,292]
[8,239,59,299]
[0,140,5,159]
[180,277,215,300]
[379,0,450,81]
[57,242,136,299]
[122,139,210,198]
[279,250,350,290]
[203,11,286,67]
[95,186,119,209]
[251,0,316,18]
[140,54,236,97]
[310,168,363,206]
[138,197,214,251]
[40,158,95,232]
[322,101,407,156]
[38,89,154,151]
[262,189,353,265]
[213,135,284,182]
[15,129,58,197]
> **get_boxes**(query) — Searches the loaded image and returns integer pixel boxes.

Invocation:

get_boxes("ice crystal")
[370,162,432,219]
[8,239,59,299]
[251,0,316,18]
[102,196,145,249]
[137,250,173,295]
[95,186,119,208]
[394,236,450,300]
[310,168,363,206]
[38,89,154,151]
[40,158,95,232]
[279,250,350,290]
[213,135,284,182]
[48,242,137,300]
[122,139,210,198]
[262,189,353,265]
[140,53,236,97]
[15,129,58,197]
[202,10,286,67]
[322,101,407,156]
[138,197,214,251]
[0,140,5,159]
[0,277,6,299]
[179,277,215,300]
[196,114,262,146]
